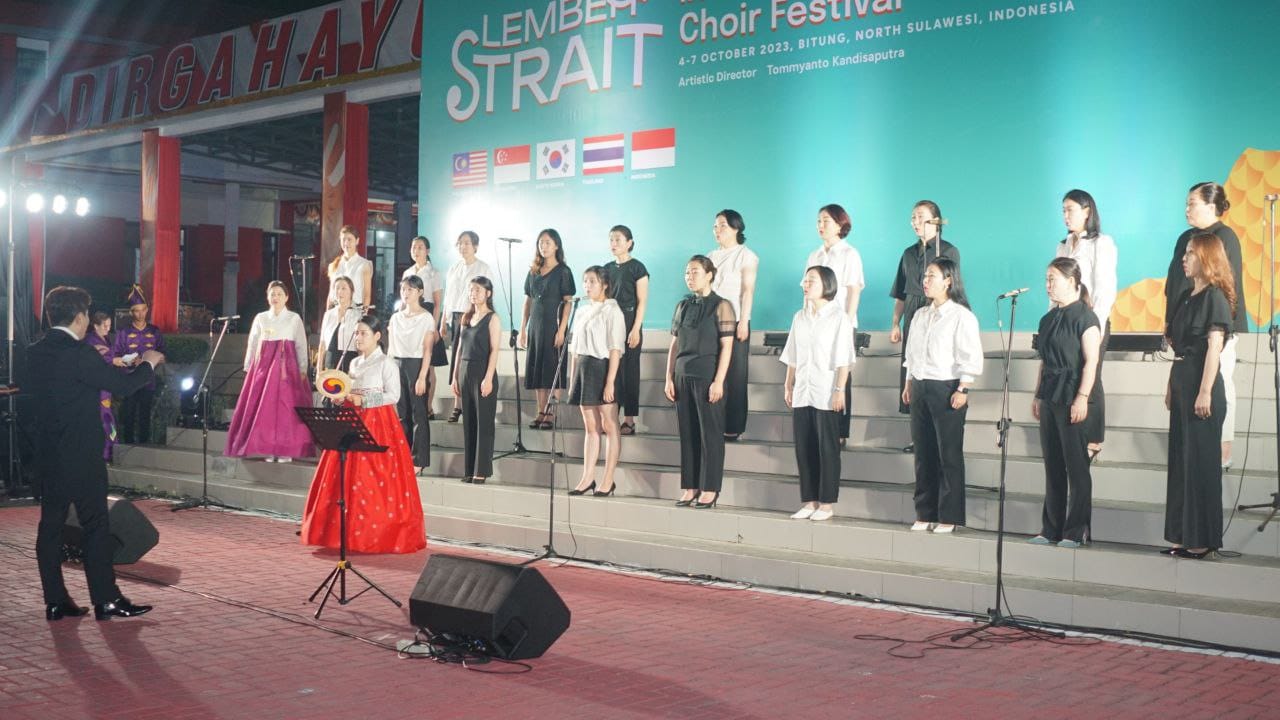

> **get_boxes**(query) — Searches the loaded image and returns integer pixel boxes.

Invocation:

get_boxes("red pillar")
[319,91,368,319]
[141,128,180,331]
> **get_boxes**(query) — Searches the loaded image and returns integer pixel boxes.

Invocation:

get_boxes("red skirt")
[300,403,426,554]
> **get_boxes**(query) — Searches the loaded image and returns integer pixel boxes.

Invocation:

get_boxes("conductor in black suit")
[27,286,164,620]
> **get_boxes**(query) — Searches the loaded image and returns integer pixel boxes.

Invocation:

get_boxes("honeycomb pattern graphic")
[1111,148,1279,333]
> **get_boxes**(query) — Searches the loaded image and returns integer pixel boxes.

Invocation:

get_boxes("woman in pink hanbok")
[225,281,315,461]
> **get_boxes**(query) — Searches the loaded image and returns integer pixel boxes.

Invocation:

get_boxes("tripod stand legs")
[308,558,402,620]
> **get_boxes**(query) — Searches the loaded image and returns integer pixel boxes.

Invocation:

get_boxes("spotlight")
[0,189,6,208]
[180,377,195,392]
[51,194,68,214]
[75,197,90,217]
[178,378,203,428]
[25,192,44,213]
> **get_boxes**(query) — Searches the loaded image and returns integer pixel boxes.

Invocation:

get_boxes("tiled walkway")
[1,500,1278,719]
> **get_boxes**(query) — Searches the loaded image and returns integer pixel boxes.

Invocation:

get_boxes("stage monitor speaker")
[63,496,159,564]
[409,554,570,660]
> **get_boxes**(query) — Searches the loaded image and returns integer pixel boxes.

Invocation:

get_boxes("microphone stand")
[494,236,532,459]
[952,292,1062,642]
[172,317,238,512]
[1238,195,1280,529]
[289,256,312,332]
[523,297,580,566]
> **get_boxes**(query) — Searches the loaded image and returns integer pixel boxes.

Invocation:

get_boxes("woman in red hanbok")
[300,314,426,554]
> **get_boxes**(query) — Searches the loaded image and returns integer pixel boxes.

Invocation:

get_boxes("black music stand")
[295,406,401,619]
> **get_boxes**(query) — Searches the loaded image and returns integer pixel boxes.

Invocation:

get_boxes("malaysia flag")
[536,139,576,179]
[582,133,624,175]
[631,128,676,170]
[452,150,488,187]
[494,144,531,184]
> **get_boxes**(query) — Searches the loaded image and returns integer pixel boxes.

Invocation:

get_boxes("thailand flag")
[452,150,488,187]
[494,144,531,184]
[631,128,676,170]
[536,139,576,179]
[582,133,624,175]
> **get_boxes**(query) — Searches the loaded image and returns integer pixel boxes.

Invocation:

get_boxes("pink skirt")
[225,339,315,459]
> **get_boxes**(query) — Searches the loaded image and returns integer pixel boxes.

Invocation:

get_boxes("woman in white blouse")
[402,236,447,416]
[902,258,983,534]
[301,314,426,554]
[327,224,373,310]
[782,266,855,521]
[317,276,361,374]
[225,281,314,462]
[567,267,627,497]
[389,275,438,472]
[708,209,758,441]
[442,231,492,423]
[1056,189,1116,461]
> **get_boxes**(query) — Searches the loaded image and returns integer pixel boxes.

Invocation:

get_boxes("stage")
[2,498,1280,719]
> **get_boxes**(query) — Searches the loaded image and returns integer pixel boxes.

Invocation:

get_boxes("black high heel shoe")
[693,493,719,509]
[675,493,696,507]
[1174,548,1212,560]
[594,482,616,497]
[569,481,596,496]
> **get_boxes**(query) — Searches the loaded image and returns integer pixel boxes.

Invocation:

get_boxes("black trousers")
[897,295,929,414]
[36,472,119,605]
[724,330,749,436]
[618,309,642,417]
[448,312,464,388]
[460,360,497,478]
[793,406,841,503]
[1038,400,1092,542]
[1165,359,1225,549]
[394,357,431,467]
[1084,321,1109,445]
[909,378,967,524]
[117,387,155,444]
[675,375,726,492]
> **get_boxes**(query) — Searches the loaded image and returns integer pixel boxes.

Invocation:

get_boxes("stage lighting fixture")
[177,377,202,428]
[51,194,68,214]
[75,197,90,216]
[25,192,44,213]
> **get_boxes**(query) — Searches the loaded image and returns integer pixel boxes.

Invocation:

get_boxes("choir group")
[91,182,1246,561]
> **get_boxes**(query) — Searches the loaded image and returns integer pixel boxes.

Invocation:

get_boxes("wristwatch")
[957,387,969,394]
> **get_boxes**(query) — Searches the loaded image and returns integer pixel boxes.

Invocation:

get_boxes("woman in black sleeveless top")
[452,277,501,484]
[1030,258,1101,548]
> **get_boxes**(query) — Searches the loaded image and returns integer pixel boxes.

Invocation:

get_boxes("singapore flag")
[494,144,531,184]
[536,139,576,179]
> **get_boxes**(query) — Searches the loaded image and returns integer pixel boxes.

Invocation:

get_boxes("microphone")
[1266,194,1279,201]
[291,254,315,260]
[214,315,241,322]
[997,288,1030,299]
[498,237,524,244]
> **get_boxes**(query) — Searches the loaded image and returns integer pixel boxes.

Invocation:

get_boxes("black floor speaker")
[63,496,159,564]
[409,554,570,660]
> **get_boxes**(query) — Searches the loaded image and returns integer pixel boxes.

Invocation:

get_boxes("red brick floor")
[2,500,1279,720]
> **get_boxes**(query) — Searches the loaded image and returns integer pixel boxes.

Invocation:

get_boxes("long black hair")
[400,274,430,309]
[928,257,970,309]
[1063,189,1101,239]
[532,228,566,272]
[461,276,496,327]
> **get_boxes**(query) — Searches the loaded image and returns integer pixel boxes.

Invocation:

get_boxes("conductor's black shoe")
[46,599,89,621]
[94,596,152,620]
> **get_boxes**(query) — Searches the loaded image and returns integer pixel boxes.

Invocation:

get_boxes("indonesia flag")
[631,128,675,170]
[452,150,488,187]
[494,144,531,184]
[582,133,624,175]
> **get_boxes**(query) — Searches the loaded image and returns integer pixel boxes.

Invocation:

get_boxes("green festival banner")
[420,0,1280,331]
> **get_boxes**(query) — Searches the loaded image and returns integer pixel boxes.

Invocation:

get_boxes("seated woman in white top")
[326,224,374,310]
[567,266,627,497]
[225,281,314,462]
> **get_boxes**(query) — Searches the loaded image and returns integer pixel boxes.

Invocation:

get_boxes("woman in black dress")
[603,225,649,435]
[451,277,502,484]
[665,255,736,509]
[1029,258,1101,548]
[1165,182,1248,468]
[1164,232,1235,559]
[519,229,576,429]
